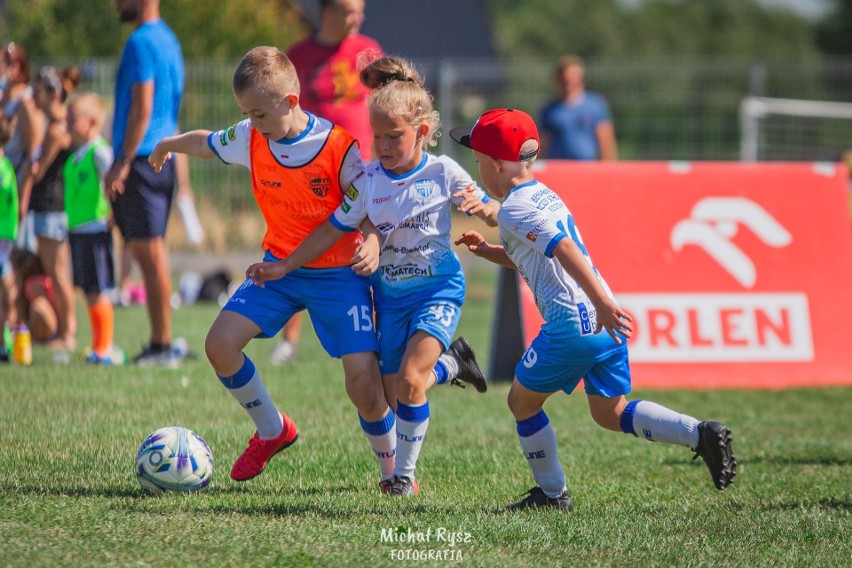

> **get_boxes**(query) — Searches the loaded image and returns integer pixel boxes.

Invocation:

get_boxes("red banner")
[516,161,852,389]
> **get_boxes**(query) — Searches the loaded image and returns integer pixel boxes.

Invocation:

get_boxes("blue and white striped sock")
[433,360,450,385]
[393,401,430,480]
[621,400,700,448]
[517,410,567,498]
[360,409,396,480]
[218,354,282,439]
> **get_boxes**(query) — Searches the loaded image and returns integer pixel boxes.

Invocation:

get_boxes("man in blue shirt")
[106,0,186,366]
[539,55,618,161]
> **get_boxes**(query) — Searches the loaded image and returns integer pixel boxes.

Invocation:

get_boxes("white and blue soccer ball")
[136,426,213,495]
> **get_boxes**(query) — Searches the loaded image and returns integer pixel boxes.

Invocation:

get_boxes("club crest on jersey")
[310,177,331,197]
[413,180,437,203]
[375,222,395,234]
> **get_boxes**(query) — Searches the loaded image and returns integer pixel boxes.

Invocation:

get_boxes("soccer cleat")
[446,337,488,393]
[692,421,737,490]
[269,339,296,365]
[506,487,574,511]
[379,479,394,494]
[86,352,114,366]
[133,344,182,368]
[231,413,299,481]
[133,340,196,368]
[388,475,419,497]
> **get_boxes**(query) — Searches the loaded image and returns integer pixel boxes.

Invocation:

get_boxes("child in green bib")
[0,115,19,362]
[63,93,120,364]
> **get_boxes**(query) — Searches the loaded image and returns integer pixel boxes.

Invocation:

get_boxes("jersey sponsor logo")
[260,179,282,188]
[310,177,331,197]
[382,263,433,280]
[577,302,592,335]
[398,211,433,231]
[345,184,359,201]
[620,293,813,362]
[373,194,393,205]
[671,197,792,288]
[526,230,538,242]
[219,124,237,147]
[375,222,395,233]
[341,200,351,213]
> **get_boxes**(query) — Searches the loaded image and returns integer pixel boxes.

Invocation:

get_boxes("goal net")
[740,96,852,162]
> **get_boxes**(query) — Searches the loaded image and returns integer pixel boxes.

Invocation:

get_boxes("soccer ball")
[135,426,214,495]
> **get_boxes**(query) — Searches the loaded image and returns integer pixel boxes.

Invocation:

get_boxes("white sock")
[437,351,459,379]
[621,400,700,448]
[218,355,283,439]
[360,409,396,480]
[393,401,430,480]
[517,410,567,498]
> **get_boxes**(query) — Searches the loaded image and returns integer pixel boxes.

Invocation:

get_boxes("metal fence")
[39,55,852,217]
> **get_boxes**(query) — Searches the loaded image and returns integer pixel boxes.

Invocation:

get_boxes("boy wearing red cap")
[451,108,737,510]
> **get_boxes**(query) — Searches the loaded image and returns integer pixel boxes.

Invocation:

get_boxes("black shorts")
[112,157,175,240]
[69,231,115,295]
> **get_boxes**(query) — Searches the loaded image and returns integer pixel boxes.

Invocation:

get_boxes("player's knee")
[345,368,385,414]
[395,373,426,401]
[589,406,621,431]
[204,327,237,371]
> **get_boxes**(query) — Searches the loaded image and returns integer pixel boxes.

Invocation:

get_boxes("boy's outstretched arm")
[454,231,516,268]
[453,189,500,227]
[551,238,633,343]
[149,130,215,173]
[246,220,345,287]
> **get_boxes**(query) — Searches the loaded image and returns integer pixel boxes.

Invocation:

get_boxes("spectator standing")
[105,0,186,366]
[539,55,617,161]
[0,43,43,251]
[276,0,382,365]
[21,66,80,354]
[0,115,18,362]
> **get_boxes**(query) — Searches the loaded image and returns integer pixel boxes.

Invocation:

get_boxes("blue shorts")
[112,157,175,240]
[223,261,378,358]
[515,331,632,397]
[69,231,115,295]
[33,211,68,242]
[377,299,461,375]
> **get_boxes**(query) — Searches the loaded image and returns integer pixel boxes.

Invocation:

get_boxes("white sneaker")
[269,340,296,365]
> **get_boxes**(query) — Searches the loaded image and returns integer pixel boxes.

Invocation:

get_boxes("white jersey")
[498,179,617,339]
[207,112,363,188]
[331,153,491,309]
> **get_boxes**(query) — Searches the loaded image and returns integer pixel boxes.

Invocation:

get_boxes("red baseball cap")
[450,108,540,162]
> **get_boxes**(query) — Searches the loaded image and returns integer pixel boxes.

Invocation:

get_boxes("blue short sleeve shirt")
[113,19,184,157]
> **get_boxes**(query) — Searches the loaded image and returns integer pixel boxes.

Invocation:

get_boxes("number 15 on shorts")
[348,305,374,332]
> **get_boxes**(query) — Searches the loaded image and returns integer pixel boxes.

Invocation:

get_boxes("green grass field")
[1,262,850,567]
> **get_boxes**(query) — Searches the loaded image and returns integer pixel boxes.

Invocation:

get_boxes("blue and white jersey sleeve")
[440,156,490,209]
[207,119,252,168]
[331,162,370,232]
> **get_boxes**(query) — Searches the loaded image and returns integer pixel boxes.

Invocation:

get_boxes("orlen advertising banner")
[514,161,852,389]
